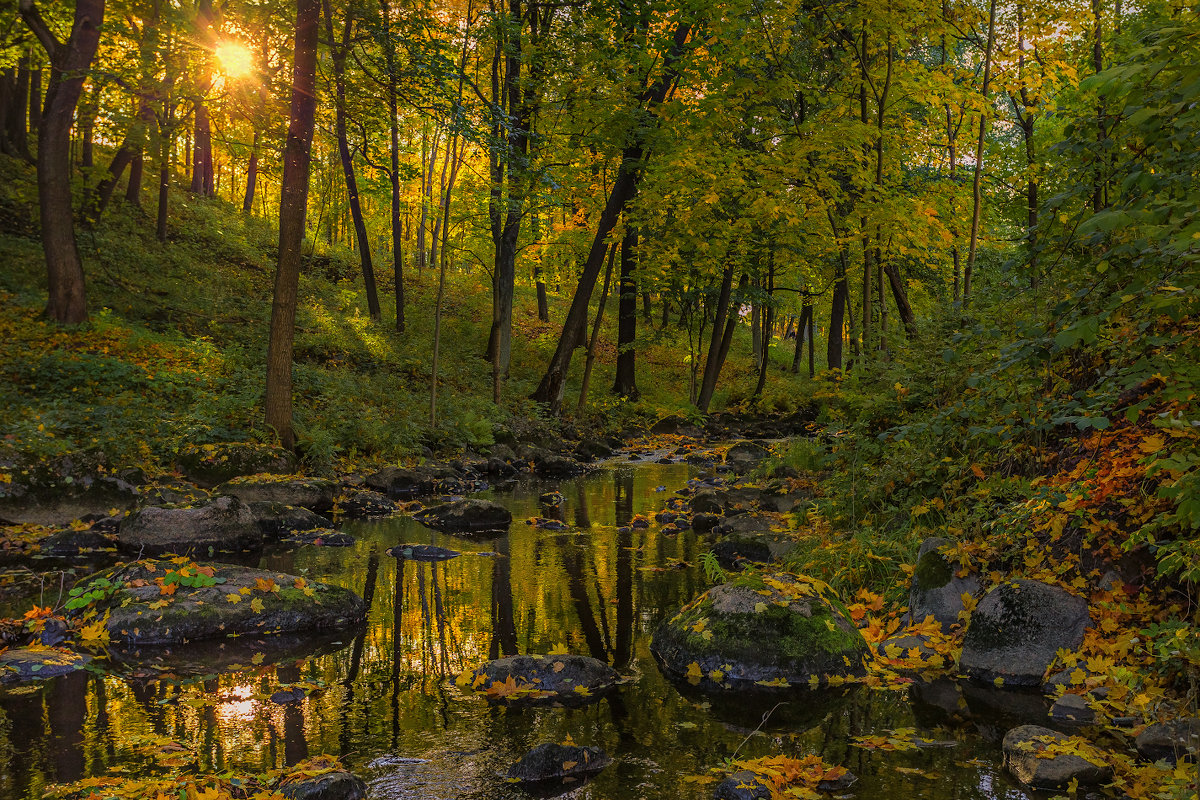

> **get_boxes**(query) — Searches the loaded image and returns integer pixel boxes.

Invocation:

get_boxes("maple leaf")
[685,662,703,685]
[226,593,242,604]
[250,598,265,613]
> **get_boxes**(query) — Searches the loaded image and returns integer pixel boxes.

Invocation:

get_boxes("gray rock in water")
[387,544,461,561]
[39,528,116,556]
[533,452,586,479]
[1002,725,1113,789]
[1049,693,1095,725]
[1135,718,1200,764]
[690,489,725,515]
[470,653,620,705]
[714,771,772,800]
[0,647,92,683]
[908,537,981,631]
[216,476,337,513]
[73,559,365,645]
[652,573,868,688]
[364,466,438,498]
[415,499,511,534]
[506,743,611,782]
[279,771,367,800]
[176,443,297,488]
[336,489,396,518]
[119,495,262,555]
[249,502,329,539]
[960,579,1089,687]
[724,441,772,471]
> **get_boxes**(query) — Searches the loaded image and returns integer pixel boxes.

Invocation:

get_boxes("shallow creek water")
[0,461,1048,800]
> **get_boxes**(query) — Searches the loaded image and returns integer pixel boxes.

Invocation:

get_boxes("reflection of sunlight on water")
[215,684,258,723]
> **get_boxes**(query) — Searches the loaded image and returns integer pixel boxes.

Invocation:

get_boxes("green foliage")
[700,551,726,584]
[64,577,123,611]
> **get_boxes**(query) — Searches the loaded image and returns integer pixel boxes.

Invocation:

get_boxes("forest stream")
[1,459,1048,800]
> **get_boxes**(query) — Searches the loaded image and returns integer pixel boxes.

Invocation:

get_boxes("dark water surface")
[0,462,1041,800]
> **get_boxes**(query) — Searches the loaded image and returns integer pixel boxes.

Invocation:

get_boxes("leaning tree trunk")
[265,0,319,450]
[577,242,617,414]
[19,0,106,324]
[696,263,734,413]
[243,130,259,212]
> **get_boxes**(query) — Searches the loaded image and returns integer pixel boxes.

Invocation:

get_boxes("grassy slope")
[0,154,804,474]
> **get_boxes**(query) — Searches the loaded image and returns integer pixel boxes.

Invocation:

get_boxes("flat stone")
[468,654,620,706]
[39,528,116,556]
[960,580,1089,687]
[336,489,396,518]
[1049,693,1095,725]
[248,502,329,539]
[71,559,365,645]
[119,495,261,556]
[176,443,297,488]
[363,467,438,499]
[279,771,367,800]
[0,647,91,683]
[414,499,511,534]
[216,476,337,513]
[1002,725,1113,789]
[387,544,461,561]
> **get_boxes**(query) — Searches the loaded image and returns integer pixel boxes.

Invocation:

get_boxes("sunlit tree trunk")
[20,0,106,325]
[612,224,638,398]
[964,0,997,307]
[265,0,319,450]
[380,0,405,331]
[189,0,215,196]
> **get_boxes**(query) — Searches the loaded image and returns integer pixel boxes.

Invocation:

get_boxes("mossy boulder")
[0,646,92,683]
[119,495,262,555]
[216,475,337,513]
[335,489,396,518]
[908,537,981,631]
[363,466,438,498]
[248,501,329,539]
[177,443,297,488]
[651,573,868,688]
[724,441,772,472]
[960,579,1089,687]
[71,559,365,645]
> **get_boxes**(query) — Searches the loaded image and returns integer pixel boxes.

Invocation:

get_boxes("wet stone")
[249,502,329,539]
[336,489,396,518]
[119,495,262,556]
[0,647,92,683]
[469,654,621,705]
[283,529,354,547]
[1049,693,1095,725]
[176,443,297,488]
[415,499,512,534]
[216,476,338,513]
[506,743,611,783]
[1135,718,1200,764]
[38,528,116,556]
[279,771,367,800]
[363,467,438,499]
[1002,725,1113,789]
[387,544,461,561]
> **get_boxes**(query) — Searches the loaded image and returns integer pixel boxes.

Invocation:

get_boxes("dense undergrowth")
[0,154,801,475]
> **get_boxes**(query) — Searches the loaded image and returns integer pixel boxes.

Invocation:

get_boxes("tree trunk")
[578,242,617,414]
[243,131,259,212]
[125,152,143,204]
[827,272,847,371]
[752,249,775,399]
[156,138,171,241]
[20,0,105,324]
[531,21,693,414]
[265,0,319,450]
[325,1,380,320]
[791,305,808,373]
[189,0,215,196]
[612,224,639,398]
[380,0,405,331]
[696,263,734,413]
[532,211,549,321]
[964,0,997,306]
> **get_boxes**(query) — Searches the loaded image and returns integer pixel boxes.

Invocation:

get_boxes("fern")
[700,551,727,584]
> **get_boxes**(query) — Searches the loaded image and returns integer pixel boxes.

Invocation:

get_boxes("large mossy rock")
[363,466,438,498]
[248,501,329,539]
[176,443,298,488]
[414,499,511,534]
[908,537,981,631]
[651,573,868,688]
[960,580,1089,687]
[119,495,262,555]
[72,559,365,645]
[467,653,621,705]
[1002,725,1113,789]
[215,475,337,512]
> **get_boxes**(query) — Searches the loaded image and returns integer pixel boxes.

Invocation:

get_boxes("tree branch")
[18,0,62,57]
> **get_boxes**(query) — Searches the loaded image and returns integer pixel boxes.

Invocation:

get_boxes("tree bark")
[612,224,639,398]
[265,0,319,450]
[964,0,997,306]
[189,0,215,196]
[125,152,144,204]
[324,0,380,320]
[243,130,259,212]
[531,21,694,414]
[696,262,734,413]
[578,242,617,414]
[20,0,106,325]
[380,0,405,331]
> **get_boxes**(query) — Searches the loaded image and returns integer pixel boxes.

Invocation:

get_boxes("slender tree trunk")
[243,131,259,212]
[697,263,734,413]
[1091,0,1105,212]
[532,211,550,321]
[791,304,809,373]
[156,135,171,241]
[531,21,693,414]
[964,0,997,306]
[20,0,106,325]
[190,0,215,196]
[125,152,143,204]
[380,0,405,331]
[324,1,380,320]
[578,242,617,414]
[612,224,639,398]
[752,253,775,399]
[265,0,319,450]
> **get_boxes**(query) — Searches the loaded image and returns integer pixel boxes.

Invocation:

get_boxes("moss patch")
[913,548,953,590]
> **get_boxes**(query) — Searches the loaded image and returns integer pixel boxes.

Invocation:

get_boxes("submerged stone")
[651,573,868,688]
[387,544,461,561]
[506,743,611,782]
[467,653,621,705]
[72,559,365,645]
[960,580,1089,687]
[0,647,91,683]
